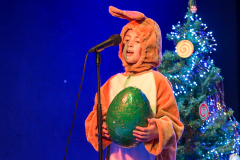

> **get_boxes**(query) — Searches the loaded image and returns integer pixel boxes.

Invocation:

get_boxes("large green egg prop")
[106,87,153,148]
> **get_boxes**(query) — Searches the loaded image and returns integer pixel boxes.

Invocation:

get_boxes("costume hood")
[109,6,162,73]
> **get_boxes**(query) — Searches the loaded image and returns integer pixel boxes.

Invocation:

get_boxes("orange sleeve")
[144,71,184,156]
[85,75,117,151]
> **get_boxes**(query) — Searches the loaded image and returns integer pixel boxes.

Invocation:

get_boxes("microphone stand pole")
[95,51,103,160]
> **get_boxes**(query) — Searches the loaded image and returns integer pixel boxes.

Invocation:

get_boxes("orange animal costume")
[85,6,184,160]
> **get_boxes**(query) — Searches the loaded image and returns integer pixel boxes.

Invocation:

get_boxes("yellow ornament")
[176,40,194,58]
[229,154,240,160]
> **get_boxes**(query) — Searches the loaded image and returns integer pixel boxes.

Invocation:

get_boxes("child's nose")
[128,40,134,47]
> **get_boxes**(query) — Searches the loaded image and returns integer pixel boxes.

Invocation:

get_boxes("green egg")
[106,86,153,148]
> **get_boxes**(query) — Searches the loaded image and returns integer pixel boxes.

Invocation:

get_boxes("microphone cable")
[64,51,90,160]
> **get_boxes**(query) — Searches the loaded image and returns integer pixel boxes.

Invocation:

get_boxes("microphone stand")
[95,51,103,160]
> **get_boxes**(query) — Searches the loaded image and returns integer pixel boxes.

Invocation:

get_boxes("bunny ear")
[109,6,146,21]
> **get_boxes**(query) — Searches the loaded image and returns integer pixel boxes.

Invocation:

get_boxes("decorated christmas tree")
[158,0,240,159]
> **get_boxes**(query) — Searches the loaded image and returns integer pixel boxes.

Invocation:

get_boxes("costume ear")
[109,6,146,21]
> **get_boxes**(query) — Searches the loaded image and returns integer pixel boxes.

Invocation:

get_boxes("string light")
[160,4,240,159]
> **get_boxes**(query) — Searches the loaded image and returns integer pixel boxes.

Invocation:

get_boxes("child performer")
[85,6,184,160]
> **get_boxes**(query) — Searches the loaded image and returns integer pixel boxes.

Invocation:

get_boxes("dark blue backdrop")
[0,0,239,159]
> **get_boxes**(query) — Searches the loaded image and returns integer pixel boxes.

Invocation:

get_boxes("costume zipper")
[124,74,133,88]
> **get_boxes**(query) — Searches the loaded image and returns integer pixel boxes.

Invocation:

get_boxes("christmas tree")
[158,0,240,159]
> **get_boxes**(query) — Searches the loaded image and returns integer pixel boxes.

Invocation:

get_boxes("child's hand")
[102,115,111,140]
[133,118,159,142]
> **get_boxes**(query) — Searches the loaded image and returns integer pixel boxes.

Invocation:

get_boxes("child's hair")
[109,6,162,73]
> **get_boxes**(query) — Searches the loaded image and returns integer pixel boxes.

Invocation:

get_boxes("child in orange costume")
[85,6,184,160]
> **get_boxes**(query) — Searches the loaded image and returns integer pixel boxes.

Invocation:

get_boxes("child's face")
[122,30,141,64]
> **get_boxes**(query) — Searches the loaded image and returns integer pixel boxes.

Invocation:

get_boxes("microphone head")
[109,34,122,46]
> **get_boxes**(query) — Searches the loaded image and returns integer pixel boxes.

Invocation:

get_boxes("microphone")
[88,34,122,53]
